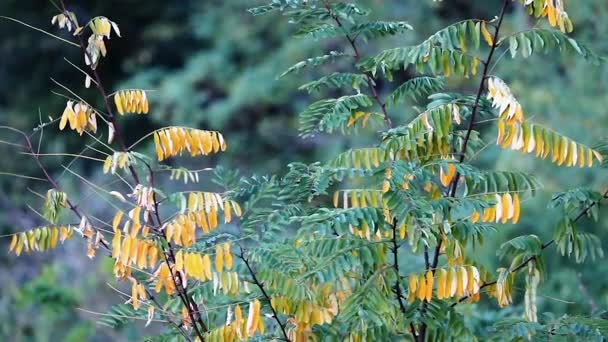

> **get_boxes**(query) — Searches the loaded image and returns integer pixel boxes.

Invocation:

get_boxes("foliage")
[2,0,608,341]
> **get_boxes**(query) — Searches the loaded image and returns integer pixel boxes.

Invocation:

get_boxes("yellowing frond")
[113,90,149,115]
[492,268,514,307]
[164,195,240,247]
[8,226,73,256]
[408,265,481,303]
[130,185,156,211]
[520,0,573,33]
[51,11,77,32]
[470,193,521,224]
[103,152,136,174]
[153,127,227,161]
[331,189,383,209]
[89,16,121,38]
[382,104,457,163]
[130,280,146,310]
[112,231,160,278]
[347,111,373,128]
[487,77,525,125]
[169,168,201,184]
[59,101,97,135]
[496,121,603,168]
[154,262,176,295]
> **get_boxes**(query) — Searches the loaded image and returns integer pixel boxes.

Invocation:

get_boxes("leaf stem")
[418,1,511,340]
[322,0,392,128]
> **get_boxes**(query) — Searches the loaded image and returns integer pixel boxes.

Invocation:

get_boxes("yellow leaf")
[425,270,434,302]
[202,254,212,280]
[188,193,197,212]
[567,140,576,167]
[481,21,493,46]
[224,200,232,223]
[439,165,449,187]
[481,207,492,223]
[59,110,69,130]
[15,233,26,256]
[235,304,243,322]
[471,57,479,76]
[153,132,164,161]
[148,244,159,267]
[246,299,260,336]
[215,245,224,272]
[350,191,359,208]
[114,93,124,115]
[9,234,18,252]
[112,230,122,259]
[417,274,426,301]
[468,265,480,294]
[470,210,480,223]
[209,208,218,229]
[408,273,418,303]
[50,227,59,249]
[131,282,140,310]
[547,0,557,27]
[501,193,510,224]
[557,136,568,165]
[436,268,447,299]
[382,180,390,193]
[456,266,468,297]
[593,149,603,165]
[120,236,131,265]
[136,242,148,269]
[399,224,407,239]
[578,144,586,168]
[142,91,149,114]
[512,193,521,224]
[446,267,457,298]
[223,243,233,270]
[442,51,451,77]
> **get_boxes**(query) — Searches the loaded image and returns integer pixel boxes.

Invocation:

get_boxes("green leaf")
[298,72,370,93]
[387,76,445,105]
[298,94,374,137]
[280,51,349,78]
[501,29,607,64]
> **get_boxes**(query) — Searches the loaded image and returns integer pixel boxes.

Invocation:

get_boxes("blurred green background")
[1,0,607,340]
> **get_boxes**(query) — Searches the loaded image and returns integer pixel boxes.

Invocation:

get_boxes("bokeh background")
[1,0,607,340]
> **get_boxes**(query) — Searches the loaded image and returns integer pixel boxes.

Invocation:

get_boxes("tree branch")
[390,220,418,340]
[418,1,511,340]
[452,187,608,307]
[56,2,207,339]
[239,248,291,342]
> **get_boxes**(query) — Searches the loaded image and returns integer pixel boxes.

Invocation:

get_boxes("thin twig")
[239,247,291,342]
[452,187,608,307]
[55,2,207,339]
[418,1,511,340]
[390,220,418,339]
[322,0,392,128]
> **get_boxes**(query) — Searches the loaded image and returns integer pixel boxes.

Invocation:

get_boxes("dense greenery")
[1,0,608,341]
